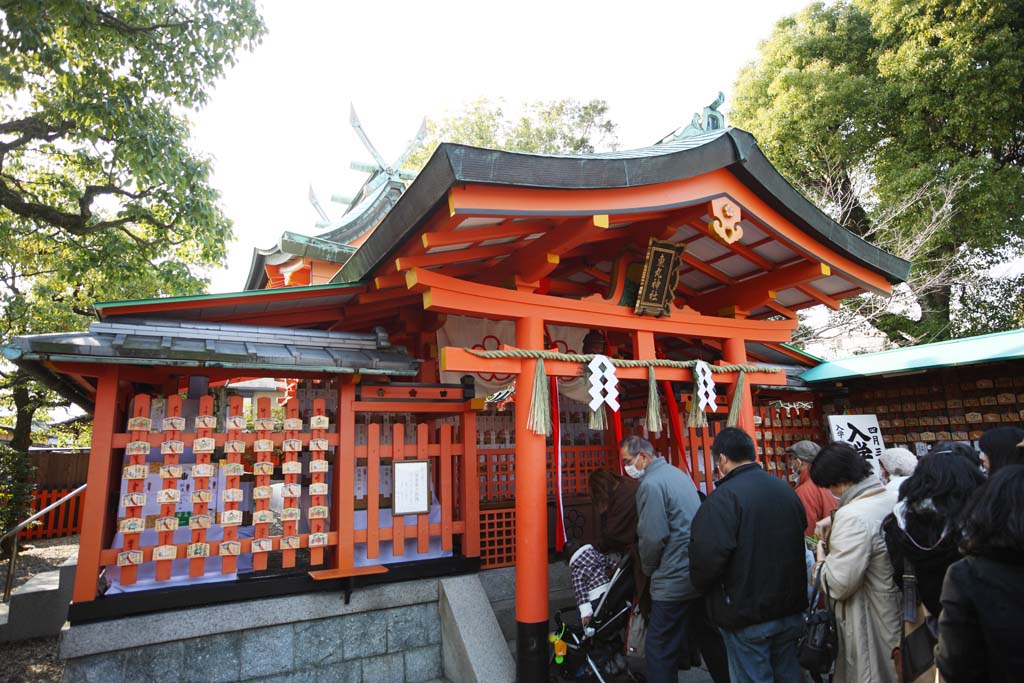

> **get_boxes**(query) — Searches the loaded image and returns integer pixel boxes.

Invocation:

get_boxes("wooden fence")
[23,487,84,540]
[29,449,89,488]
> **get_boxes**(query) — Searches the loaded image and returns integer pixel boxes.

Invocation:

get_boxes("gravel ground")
[0,636,63,683]
[0,536,79,683]
[7,535,80,591]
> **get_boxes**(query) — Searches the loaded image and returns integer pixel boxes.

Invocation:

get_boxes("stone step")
[0,554,77,642]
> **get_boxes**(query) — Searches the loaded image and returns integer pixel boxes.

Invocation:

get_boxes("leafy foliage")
[404,97,618,171]
[731,0,1024,344]
[0,1,265,448]
[0,444,36,552]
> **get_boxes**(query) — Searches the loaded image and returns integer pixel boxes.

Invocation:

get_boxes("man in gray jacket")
[620,435,702,683]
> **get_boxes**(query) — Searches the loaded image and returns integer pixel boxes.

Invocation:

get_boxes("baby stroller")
[550,553,645,683]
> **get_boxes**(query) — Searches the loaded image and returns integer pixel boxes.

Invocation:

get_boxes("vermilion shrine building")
[7,119,908,681]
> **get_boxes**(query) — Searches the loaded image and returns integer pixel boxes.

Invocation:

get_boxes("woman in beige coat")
[811,443,901,683]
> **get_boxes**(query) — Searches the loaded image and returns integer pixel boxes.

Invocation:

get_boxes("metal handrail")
[2,483,86,602]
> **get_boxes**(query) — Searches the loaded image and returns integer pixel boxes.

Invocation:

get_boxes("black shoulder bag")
[798,564,838,683]
[899,558,938,681]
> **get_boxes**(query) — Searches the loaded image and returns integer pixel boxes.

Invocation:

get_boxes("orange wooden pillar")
[722,337,757,437]
[72,367,120,604]
[514,316,549,682]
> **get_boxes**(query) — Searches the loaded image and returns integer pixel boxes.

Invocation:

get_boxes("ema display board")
[827,415,885,476]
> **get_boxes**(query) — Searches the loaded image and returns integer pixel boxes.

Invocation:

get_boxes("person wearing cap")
[787,440,837,538]
[877,446,918,492]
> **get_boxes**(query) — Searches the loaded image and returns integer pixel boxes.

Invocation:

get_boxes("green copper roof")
[96,281,365,310]
[278,231,356,263]
[801,328,1024,383]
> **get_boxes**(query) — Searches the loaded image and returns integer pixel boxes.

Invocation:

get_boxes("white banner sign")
[827,414,886,472]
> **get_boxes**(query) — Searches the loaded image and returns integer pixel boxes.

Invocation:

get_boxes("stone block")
[360,652,403,683]
[124,640,185,683]
[312,660,361,683]
[385,603,440,652]
[403,645,442,683]
[63,651,126,683]
[240,624,294,680]
[60,578,439,660]
[182,631,242,683]
[341,612,386,660]
[293,617,345,670]
[439,574,515,683]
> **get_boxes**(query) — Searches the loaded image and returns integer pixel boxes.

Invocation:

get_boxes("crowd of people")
[564,426,1024,683]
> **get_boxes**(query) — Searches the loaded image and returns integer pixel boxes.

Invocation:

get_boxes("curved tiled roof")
[334,127,909,287]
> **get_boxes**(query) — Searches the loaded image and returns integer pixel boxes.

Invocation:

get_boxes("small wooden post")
[308,398,328,567]
[154,394,182,581]
[189,395,215,577]
[460,409,480,558]
[221,396,243,575]
[119,392,150,586]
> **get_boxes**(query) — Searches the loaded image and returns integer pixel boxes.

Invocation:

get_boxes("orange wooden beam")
[797,283,841,311]
[490,215,610,282]
[406,267,796,341]
[687,261,831,315]
[689,220,775,271]
[679,252,734,285]
[421,220,553,249]
[395,243,512,271]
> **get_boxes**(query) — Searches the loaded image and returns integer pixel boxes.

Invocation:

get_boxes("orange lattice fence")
[22,488,84,540]
[480,507,516,568]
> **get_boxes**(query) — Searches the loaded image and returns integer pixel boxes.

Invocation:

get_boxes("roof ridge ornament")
[658,92,727,144]
[307,105,427,227]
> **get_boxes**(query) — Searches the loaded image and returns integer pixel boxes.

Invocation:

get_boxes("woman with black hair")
[881,447,985,681]
[935,465,1024,682]
[882,448,986,616]
[978,426,1024,474]
[811,442,901,683]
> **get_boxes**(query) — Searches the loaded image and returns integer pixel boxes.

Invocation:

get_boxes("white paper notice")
[392,461,429,516]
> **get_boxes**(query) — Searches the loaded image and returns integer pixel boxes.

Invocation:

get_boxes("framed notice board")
[392,460,430,516]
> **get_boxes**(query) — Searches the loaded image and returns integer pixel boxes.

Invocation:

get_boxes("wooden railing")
[22,488,85,540]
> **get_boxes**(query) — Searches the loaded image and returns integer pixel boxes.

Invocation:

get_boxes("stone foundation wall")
[60,580,444,683]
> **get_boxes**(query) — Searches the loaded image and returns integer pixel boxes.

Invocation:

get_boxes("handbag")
[798,565,838,682]
[625,600,646,659]
[899,560,938,682]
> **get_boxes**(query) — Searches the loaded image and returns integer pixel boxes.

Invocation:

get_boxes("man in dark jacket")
[689,427,808,683]
[621,435,702,683]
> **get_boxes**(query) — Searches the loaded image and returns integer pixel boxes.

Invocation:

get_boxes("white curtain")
[435,314,591,404]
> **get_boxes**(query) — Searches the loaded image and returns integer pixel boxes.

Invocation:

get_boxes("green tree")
[731,0,1024,345]
[404,97,618,171]
[0,1,265,456]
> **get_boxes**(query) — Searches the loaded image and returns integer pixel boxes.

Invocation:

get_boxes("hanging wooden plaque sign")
[633,238,683,317]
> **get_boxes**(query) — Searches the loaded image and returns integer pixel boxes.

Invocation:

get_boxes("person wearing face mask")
[688,428,808,683]
[619,435,702,683]
[810,442,901,683]
[786,440,837,539]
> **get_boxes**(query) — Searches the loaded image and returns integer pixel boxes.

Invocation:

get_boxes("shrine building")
[5,112,908,682]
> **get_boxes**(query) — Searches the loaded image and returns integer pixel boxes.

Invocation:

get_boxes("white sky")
[191,0,811,293]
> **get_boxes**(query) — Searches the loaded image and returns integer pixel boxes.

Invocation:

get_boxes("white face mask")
[624,459,645,479]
